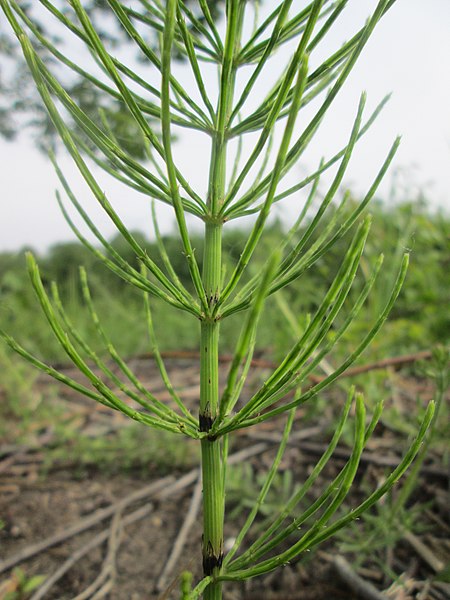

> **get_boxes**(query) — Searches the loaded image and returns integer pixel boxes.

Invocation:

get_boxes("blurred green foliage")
[1,198,447,362]
[0,568,46,600]
[0,199,447,581]
[1,197,447,450]
[46,421,199,476]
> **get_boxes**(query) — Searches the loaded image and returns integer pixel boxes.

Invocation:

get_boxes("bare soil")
[0,356,448,599]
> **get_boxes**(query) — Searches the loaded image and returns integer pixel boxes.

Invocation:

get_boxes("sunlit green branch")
[37,0,208,129]
[161,0,208,312]
[218,251,280,422]
[227,394,385,570]
[227,388,355,570]
[198,0,224,53]
[66,0,205,206]
[238,1,331,64]
[278,91,366,264]
[221,216,371,430]
[221,135,399,321]
[125,1,219,62]
[143,284,198,427]
[224,409,295,564]
[54,189,201,316]
[50,277,196,433]
[0,329,114,409]
[217,54,310,310]
[38,0,211,128]
[226,0,393,218]
[178,1,222,59]
[79,269,197,430]
[25,253,183,433]
[221,7,319,213]
[220,394,367,579]
[305,400,434,545]
[227,92,389,220]
[106,0,212,127]
[176,6,216,122]
[232,254,409,431]
[229,0,293,122]
[49,154,201,314]
[222,166,322,314]
[10,1,208,132]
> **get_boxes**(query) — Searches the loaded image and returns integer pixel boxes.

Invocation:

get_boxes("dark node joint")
[208,292,219,307]
[199,413,215,432]
[202,551,224,576]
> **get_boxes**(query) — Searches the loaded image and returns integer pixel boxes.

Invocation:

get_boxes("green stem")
[200,433,224,600]
[200,226,224,599]
[199,5,244,594]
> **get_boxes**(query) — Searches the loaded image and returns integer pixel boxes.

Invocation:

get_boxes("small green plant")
[47,420,198,475]
[0,345,43,442]
[226,463,298,521]
[328,345,448,598]
[0,2,434,598]
[0,568,45,600]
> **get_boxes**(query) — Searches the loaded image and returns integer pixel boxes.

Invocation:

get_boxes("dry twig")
[156,472,203,593]
[332,555,388,600]
[3,440,274,594]
[70,511,123,600]
[30,504,152,600]
[0,476,174,575]
[131,349,433,376]
[403,530,445,573]
[294,441,447,479]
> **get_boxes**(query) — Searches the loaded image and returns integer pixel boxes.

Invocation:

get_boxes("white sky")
[1,0,449,253]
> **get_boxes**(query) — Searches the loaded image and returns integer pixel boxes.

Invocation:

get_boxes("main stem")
[201,76,240,593]
[200,76,232,600]
[200,222,223,600]
[200,7,242,597]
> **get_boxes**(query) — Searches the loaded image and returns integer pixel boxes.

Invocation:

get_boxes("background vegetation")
[1,197,447,361]
[0,192,450,598]
[1,194,448,597]
[1,194,448,451]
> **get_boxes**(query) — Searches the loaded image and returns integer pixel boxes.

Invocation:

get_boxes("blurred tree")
[0,0,225,155]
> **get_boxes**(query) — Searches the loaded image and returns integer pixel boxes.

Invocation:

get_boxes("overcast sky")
[1,0,449,254]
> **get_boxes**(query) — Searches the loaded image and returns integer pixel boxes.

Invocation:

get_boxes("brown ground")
[0,356,448,599]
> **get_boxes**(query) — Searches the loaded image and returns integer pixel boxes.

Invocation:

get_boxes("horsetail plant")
[0,1,434,598]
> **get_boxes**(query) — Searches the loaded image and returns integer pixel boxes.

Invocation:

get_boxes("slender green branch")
[143,287,198,427]
[221,394,367,579]
[221,0,323,216]
[176,5,216,121]
[218,55,310,310]
[230,398,385,571]
[106,0,213,127]
[218,251,281,423]
[161,0,208,311]
[228,388,355,570]
[224,216,372,428]
[198,0,224,53]
[224,409,295,564]
[51,157,201,315]
[225,0,394,217]
[51,278,197,435]
[25,253,182,433]
[229,254,410,431]
[229,0,293,121]
[69,0,205,206]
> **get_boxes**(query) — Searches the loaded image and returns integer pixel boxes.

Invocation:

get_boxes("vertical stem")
[200,223,224,600]
[200,4,244,597]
